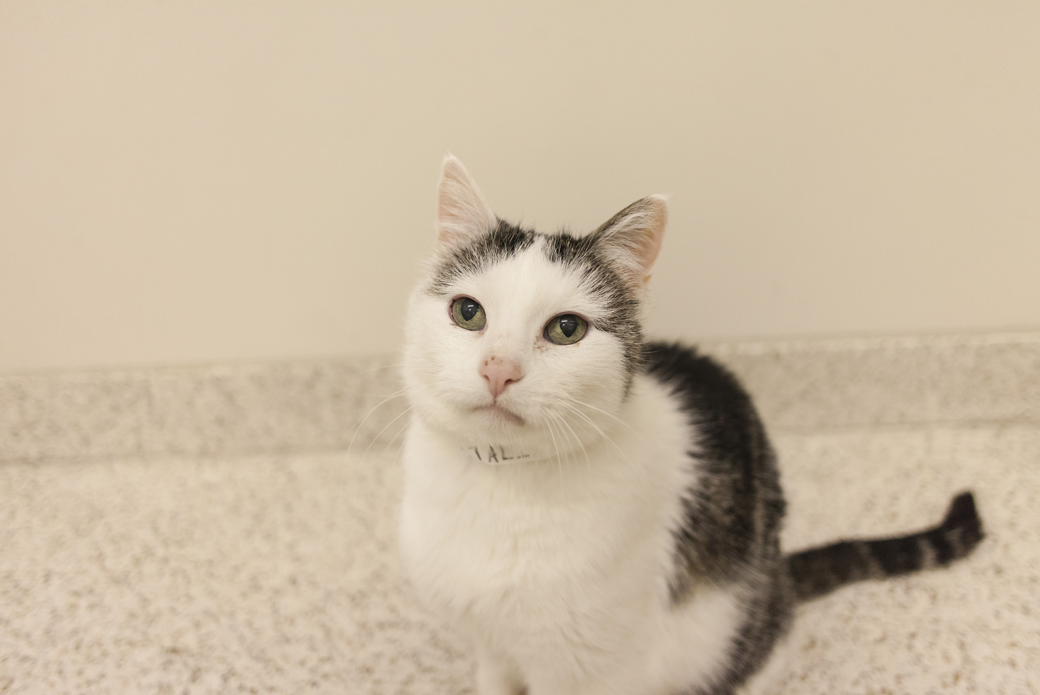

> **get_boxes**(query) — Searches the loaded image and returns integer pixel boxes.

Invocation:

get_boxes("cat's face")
[403,156,667,461]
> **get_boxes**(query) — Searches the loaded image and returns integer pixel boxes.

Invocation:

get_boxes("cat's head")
[403,155,667,461]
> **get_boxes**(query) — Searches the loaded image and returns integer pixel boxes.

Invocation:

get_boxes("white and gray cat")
[398,155,983,695]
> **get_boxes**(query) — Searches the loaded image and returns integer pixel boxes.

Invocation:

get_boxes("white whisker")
[567,396,643,437]
[553,410,592,476]
[361,402,416,462]
[544,411,565,485]
[560,401,631,465]
[346,386,409,458]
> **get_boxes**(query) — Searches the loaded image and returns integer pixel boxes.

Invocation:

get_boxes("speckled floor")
[1,336,1038,694]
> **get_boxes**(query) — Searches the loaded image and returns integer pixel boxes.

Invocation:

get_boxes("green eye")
[544,314,588,345]
[451,296,486,331]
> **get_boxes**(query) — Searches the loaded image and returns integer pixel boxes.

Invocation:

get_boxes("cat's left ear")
[592,195,668,292]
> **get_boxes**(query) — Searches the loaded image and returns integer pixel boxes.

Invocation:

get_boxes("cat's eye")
[450,296,486,331]
[544,314,588,345]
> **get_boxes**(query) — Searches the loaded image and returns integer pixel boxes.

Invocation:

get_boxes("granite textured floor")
[1,334,1039,694]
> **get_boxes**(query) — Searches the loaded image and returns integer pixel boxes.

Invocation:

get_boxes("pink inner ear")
[436,193,471,241]
[436,156,497,246]
[595,195,668,288]
[633,212,666,278]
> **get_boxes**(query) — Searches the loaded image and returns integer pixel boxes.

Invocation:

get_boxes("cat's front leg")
[476,644,526,695]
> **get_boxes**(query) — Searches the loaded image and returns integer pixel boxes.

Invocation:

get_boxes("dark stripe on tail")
[786,492,984,603]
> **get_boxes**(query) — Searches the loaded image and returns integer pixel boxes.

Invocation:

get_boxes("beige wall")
[1,2,1038,374]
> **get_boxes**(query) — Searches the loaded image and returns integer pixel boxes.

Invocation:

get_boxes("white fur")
[400,238,746,695]
[403,237,631,462]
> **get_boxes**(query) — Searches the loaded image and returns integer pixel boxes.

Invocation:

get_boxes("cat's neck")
[409,373,663,471]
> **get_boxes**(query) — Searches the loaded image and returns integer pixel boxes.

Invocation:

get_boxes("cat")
[398,155,984,695]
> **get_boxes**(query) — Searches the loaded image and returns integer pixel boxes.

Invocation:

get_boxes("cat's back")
[642,341,786,590]
[642,341,763,450]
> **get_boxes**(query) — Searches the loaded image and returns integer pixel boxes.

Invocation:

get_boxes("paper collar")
[463,443,540,466]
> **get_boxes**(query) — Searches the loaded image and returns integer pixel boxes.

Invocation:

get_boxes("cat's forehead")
[422,220,645,375]
[424,220,643,358]
[427,222,610,297]
[459,237,603,317]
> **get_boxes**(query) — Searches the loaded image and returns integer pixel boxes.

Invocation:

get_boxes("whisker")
[372,402,436,544]
[346,387,409,458]
[566,396,642,437]
[554,411,592,477]
[560,401,631,465]
[544,412,565,486]
[361,402,416,462]
[380,404,418,457]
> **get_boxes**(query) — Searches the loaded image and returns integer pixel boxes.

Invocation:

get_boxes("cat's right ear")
[591,195,668,292]
[435,154,497,250]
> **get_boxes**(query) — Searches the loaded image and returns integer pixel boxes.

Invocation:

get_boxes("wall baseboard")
[2,332,1038,463]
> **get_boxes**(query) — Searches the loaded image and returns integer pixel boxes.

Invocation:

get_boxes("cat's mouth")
[473,403,526,426]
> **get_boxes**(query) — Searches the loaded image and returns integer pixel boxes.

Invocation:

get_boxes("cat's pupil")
[559,315,578,338]
[461,299,479,321]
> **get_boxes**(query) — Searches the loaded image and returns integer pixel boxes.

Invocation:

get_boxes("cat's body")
[402,344,787,695]
[399,156,982,695]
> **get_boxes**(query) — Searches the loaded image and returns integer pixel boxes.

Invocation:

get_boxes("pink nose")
[480,356,523,398]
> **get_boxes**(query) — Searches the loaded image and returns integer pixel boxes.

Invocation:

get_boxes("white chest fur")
[399,376,744,695]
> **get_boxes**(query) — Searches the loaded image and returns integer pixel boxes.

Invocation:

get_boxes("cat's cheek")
[559,334,627,396]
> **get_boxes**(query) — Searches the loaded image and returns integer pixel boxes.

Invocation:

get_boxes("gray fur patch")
[542,231,645,382]
[426,220,535,295]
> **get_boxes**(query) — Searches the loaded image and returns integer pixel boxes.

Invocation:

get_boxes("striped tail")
[786,491,984,603]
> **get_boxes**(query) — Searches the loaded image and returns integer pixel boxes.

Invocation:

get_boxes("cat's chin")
[472,403,526,427]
